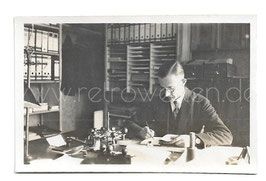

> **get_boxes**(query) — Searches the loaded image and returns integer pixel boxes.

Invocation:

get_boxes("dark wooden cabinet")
[191,23,250,51]
[219,23,250,49]
[204,63,236,78]
[191,24,217,51]
[183,64,204,79]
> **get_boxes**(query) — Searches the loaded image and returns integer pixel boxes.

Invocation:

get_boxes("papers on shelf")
[28,131,41,140]
[32,103,48,112]
[49,105,59,111]
[130,67,149,70]
[128,59,150,62]
[128,46,149,50]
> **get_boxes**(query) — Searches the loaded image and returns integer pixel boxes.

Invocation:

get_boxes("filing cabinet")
[204,63,236,78]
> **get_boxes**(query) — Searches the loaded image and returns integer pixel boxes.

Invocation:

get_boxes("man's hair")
[158,61,184,78]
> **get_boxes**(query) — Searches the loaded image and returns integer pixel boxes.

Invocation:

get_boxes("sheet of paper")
[127,144,171,165]
[140,134,180,145]
[160,134,179,142]
[140,137,160,145]
[46,135,66,147]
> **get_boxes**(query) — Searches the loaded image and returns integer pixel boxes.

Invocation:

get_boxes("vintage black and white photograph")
[15,16,256,173]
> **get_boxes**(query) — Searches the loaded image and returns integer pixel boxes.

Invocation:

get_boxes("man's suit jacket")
[126,87,233,148]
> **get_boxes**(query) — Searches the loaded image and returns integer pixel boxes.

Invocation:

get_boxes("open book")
[140,134,179,146]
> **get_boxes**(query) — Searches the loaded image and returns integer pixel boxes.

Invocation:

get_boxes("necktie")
[173,100,180,118]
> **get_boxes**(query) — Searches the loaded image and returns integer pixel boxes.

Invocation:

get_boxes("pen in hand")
[145,121,149,128]
[145,121,154,138]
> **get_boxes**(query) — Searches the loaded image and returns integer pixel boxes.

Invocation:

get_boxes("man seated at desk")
[125,61,233,149]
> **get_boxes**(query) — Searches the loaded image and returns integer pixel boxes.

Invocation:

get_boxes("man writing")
[126,61,233,149]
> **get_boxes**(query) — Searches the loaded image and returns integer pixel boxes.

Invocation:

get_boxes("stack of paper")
[33,103,48,112]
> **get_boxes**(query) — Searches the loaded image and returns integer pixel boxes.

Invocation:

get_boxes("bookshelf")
[127,44,150,93]
[24,23,62,141]
[104,23,178,129]
[105,23,178,95]
[24,24,60,32]
[106,45,127,91]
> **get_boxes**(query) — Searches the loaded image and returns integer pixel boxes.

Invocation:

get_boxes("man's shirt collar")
[170,92,185,112]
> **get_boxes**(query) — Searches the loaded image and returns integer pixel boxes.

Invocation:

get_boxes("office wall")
[61,24,105,132]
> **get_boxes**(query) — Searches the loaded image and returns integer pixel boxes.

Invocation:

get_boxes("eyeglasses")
[160,79,187,92]
[164,87,175,93]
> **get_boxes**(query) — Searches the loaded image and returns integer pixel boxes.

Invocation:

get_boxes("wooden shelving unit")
[25,109,60,116]
[24,23,62,142]
[32,51,60,57]
[30,80,60,84]
[127,44,150,93]
[105,24,178,95]
[105,45,127,92]
[24,24,60,32]
[104,23,178,130]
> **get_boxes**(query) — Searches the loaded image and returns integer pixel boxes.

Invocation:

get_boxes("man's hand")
[138,126,155,139]
[169,135,190,147]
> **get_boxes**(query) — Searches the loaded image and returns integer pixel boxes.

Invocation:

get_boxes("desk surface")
[27,139,255,173]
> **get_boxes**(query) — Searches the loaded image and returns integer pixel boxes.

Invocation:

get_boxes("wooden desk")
[26,139,254,173]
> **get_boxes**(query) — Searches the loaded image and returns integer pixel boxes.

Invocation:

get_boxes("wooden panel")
[191,23,217,51]
[219,23,250,49]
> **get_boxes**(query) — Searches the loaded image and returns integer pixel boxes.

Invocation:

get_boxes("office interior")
[23,23,250,163]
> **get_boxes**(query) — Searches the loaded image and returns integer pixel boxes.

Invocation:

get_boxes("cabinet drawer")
[183,65,204,79]
[204,63,236,78]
